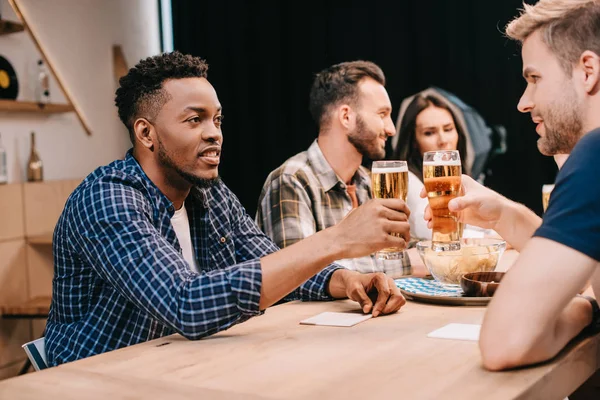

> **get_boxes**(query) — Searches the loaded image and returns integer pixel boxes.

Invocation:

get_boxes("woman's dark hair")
[391,94,468,181]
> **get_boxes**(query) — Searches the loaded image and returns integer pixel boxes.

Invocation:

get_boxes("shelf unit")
[0,296,51,318]
[0,99,74,114]
[0,18,24,35]
[2,0,92,135]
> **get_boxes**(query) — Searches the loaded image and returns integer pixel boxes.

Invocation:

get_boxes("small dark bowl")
[460,272,506,297]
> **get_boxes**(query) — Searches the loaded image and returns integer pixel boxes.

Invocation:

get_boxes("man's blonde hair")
[506,0,600,73]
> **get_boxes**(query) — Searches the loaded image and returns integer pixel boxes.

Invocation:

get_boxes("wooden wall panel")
[0,319,30,371]
[0,240,31,369]
[26,244,53,299]
[23,179,81,237]
[0,360,26,380]
[0,179,83,380]
[0,241,28,307]
[32,320,46,340]
[0,184,24,242]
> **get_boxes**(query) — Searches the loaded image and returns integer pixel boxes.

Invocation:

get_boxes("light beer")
[371,167,409,202]
[423,151,462,251]
[542,184,554,212]
[371,161,408,259]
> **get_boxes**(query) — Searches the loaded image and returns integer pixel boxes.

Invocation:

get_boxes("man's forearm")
[480,237,597,371]
[494,201,542,251]
[258,228,343,309]
[525,297,592,366]
[553,296,593,345]
[526,297,591,366]
[482,296,592,370]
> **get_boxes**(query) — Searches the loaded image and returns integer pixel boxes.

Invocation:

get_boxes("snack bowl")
[416,238,506,285]
[460,271,506,297]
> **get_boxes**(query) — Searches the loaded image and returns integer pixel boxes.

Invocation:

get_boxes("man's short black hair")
[309,60,385,130]
[115,51,209,143]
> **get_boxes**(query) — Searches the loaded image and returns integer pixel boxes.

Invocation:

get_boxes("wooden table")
[0,301,598,399]
[0,250,598,399]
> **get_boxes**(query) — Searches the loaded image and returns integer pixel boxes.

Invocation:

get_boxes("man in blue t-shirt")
[424,0,600,371]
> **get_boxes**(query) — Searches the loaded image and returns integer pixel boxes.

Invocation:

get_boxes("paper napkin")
[299,311,372,327]
[427,323,481,341]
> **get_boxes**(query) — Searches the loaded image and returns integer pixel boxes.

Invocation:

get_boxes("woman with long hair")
[391,94,469,240]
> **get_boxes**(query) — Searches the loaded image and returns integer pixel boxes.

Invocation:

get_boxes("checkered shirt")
[256,140,384,273]
[45,150,340,366]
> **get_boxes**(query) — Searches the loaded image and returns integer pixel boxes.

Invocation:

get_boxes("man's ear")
[579,50,600,95]
[132,118,155,151]
[337,104,355,130]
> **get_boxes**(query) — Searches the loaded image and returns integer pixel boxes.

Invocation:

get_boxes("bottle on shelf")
[27,131,43,182]
[36,59,50,104]
[0,133,7,185]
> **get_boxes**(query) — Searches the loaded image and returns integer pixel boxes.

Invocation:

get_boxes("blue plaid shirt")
[45,151,340,366]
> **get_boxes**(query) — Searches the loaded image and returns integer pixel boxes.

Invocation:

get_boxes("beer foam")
[423,160,461,166]
[372,166,408,174]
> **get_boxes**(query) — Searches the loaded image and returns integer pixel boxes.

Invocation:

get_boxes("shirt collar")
[307,140,371,192]
[354,165,372,189]
[307,140,342,192]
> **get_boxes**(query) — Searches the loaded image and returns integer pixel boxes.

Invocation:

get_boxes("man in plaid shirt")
[45,52,410,366]
[256,61,411,274]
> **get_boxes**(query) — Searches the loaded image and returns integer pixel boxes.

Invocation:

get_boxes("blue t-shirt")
[534,128,600,261]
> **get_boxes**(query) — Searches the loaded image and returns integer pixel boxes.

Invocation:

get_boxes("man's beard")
[348,114,385,160]
[157,137,220,189]
[537,84,584,156]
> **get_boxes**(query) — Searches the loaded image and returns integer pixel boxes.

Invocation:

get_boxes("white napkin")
[300,312,372,327]
[427,323,481,341]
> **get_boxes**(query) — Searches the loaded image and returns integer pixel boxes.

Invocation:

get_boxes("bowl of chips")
[416,238,506,285]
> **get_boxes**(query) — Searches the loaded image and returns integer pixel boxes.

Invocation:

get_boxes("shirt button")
[220,237,227,244]
[167,206,174,213]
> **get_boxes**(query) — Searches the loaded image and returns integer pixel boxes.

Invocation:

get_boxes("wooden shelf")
[6,0,92,135]
[0,99,74,114]
[0,296,51,318]
[26,233,52,245]
[0,19,24,36]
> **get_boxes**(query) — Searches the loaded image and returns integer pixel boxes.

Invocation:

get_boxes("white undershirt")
[406,171,432,240]
[170,205,199,273]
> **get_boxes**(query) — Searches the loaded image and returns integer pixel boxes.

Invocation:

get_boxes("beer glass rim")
[423,150,460,157]
[372,160,407,168]
[423,150,461,164]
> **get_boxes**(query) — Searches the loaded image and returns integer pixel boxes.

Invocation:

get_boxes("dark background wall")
[171,0,557,217]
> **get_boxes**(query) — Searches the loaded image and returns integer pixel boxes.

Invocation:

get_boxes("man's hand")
[329,198,410,259]
[328,269,406,317]
[420,174,541,251]
[421,174,507,230]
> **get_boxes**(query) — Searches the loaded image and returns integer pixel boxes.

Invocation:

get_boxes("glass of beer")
[542,184,554,212]
[423,150,462,251]
[371,160,409,260]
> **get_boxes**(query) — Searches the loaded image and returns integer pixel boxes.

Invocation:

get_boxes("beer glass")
[423,150,462,251]
[371,160,409,260]
[542,184,554,212]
